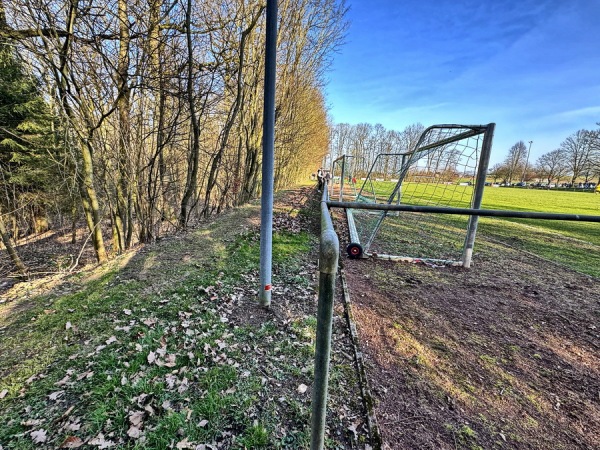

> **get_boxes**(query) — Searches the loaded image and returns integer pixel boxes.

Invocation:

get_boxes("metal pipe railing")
[311,183,340,450]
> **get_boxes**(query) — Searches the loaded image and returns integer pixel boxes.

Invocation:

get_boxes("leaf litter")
[0,187,371,448]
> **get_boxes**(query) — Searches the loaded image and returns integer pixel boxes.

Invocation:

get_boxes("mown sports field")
[344,181,600,277]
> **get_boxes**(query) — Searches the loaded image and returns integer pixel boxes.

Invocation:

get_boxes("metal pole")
[339,156,346,202]
[258,0,278,307]
[521,140,533,184]
[462,123,494,268]
[394,154,407,217]
[311,184,339,450]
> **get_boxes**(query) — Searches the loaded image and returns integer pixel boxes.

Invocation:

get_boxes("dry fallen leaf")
[0,389,9,398]
[105,336,117,345]
[65,321,72,330]
[147,351,156,364]
[123,309,132,315]
[164,354,177,367]
[65,420,81,432]
[89,433,116,448]
[48,390,65,401]
[175,437,195,449]
[76,371,93,381]
[129,410,145,427]
[55,374,72,386]
[59,436,84,448]
[30,429,47,443]
[127,425,142,439]
[21,419,43,427]
[143,318,157,327]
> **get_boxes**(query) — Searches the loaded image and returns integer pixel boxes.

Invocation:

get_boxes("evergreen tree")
[0,41,57,237]
[0,36,69,277]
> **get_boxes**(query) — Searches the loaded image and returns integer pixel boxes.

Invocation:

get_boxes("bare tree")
[504,141,527,185]
[1,0,350,263]
[536,149,569,185]
[560,129,593,185]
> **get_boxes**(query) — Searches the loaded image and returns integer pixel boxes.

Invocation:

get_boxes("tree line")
[489,126,600,186]
[327,122,425,176]
[328,122,600,188]
[0,0,347,274]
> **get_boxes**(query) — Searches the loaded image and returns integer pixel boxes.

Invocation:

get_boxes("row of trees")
[327,122,425,176]
[490,127,600,186]
[327,122,600,188]
[0,0,347,271]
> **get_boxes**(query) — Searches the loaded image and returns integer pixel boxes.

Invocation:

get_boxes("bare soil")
[342,238,600,449]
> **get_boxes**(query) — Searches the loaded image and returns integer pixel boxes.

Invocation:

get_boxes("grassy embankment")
[0,189,362,449]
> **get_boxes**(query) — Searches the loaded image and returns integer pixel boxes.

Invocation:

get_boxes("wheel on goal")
[347,242,363,259]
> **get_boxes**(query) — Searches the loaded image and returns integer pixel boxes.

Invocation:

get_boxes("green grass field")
[353,181,600,277]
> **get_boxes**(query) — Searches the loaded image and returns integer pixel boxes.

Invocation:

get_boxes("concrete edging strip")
[339,267,382,449]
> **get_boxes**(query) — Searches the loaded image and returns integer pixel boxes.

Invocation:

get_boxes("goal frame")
[336,123,495,267]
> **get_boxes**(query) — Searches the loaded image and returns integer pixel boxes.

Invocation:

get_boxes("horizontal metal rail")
[332,154,354,164]
[326,201,600,223]
[412,127,486,154]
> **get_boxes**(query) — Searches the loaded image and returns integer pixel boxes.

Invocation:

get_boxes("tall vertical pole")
[462,123,495,268]
[259,0,278,307]
[521,140,533,184]
[338,156,346,201]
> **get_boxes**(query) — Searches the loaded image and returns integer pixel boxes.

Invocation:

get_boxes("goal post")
[343,123,495,266]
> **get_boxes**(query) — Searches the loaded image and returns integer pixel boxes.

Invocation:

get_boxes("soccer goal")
[342,124,495,267]
[329,155,362,202]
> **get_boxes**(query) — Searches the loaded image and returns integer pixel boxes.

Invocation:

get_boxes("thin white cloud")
[550,106,600,121]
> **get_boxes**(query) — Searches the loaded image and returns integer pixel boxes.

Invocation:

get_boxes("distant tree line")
[0,0,347,270]
[489,126,600,187]
[327,122,424,177]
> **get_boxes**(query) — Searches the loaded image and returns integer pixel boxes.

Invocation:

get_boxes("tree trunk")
[0,208,27,277]
[80,142,108,263]
[179,0,201,227]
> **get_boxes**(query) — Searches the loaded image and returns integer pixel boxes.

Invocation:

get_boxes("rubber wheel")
[347,243,363,259]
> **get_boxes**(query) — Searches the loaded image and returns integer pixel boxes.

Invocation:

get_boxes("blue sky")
[325,0,600,165]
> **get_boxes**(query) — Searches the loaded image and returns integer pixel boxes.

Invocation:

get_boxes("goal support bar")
[327,201,600,223]
[331,199,600,267]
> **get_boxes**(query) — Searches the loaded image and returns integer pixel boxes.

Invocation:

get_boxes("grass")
[353,181,600,276]
[0,189,360,449]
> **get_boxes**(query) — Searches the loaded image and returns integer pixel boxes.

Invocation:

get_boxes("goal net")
[329,155,361,202]
[348,124,494,265]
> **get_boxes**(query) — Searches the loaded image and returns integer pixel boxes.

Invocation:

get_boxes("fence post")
[311,184,340,450]
[462,123,495,268]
